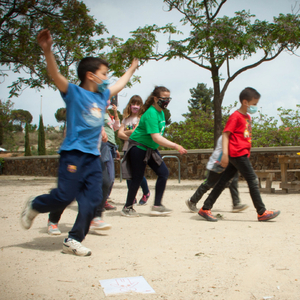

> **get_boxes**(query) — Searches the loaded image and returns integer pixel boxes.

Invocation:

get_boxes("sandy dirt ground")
[0,175,299,300]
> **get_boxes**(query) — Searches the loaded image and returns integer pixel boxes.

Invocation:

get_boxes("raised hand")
[37,29,53,52]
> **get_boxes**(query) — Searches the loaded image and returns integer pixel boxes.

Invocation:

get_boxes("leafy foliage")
[0,99,14,145]
[183,83,214,118]
[55,107,66,136]
[38,115,46,155]
[163,107,172,126]
[109,0,300,144]
[164,102,237,149]
[1,0,108,97]
[11,109,32,127]
[24,122,31,156]
[252,105,300,147]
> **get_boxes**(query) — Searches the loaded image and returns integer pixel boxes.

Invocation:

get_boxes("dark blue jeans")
[32,150,103,242]
[202,155,266,215]
[125,146,169,207]
[48,157,112,223]
[191,171,240,206]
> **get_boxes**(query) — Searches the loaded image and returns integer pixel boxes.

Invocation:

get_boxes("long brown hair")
[141,86,170,114]
[123,95,144,119]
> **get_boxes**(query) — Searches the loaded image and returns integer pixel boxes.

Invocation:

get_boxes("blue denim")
[48,157,112,223]
[125,146,169,207]
[33,150,103,242]
[202,155,266,215]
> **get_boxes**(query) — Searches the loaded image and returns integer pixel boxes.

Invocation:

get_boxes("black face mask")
[157,97,171,109]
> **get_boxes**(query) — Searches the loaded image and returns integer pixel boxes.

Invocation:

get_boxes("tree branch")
[221,47,284,97]
[165,0,200,29]
[181,54,211,71]
[211,0,227,20]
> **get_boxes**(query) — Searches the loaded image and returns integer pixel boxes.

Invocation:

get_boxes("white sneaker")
[20,196,39,229]
[185,198,198,213]
[62,238,92,256]
[150,205,172,216]
[90,217,112,231]
[47,221,62,235]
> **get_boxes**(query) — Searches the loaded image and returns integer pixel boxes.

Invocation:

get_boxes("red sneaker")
[258,210,280,221]
[198,208,218,222]
[104,201,117,211]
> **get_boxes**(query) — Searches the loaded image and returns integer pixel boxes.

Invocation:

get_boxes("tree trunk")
[211,67,223,147]
[0,125,3,146]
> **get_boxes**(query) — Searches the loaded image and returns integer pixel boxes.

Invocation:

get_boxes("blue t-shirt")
[59,83,110,156]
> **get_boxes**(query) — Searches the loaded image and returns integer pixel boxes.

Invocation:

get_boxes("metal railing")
[162,155,181,183]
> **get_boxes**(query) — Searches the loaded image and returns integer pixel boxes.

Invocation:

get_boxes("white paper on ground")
[99,276,156,296]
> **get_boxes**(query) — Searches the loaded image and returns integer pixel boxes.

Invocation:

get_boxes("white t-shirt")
[206,136,223,171]
[121,115,140,151]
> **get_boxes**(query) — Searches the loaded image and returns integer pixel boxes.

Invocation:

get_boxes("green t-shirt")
[130,105,166,150]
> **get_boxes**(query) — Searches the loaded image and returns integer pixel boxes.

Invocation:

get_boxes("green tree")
[0,99,14,145]
[10,109,32,129]
[38,115,46,155]
[185,83,214,117]
[55,107,67,136]
[163,107,172,126]
[1,0,108,97]
[24,122,31,156]
[164,102,237,149]
[22,110,33,156]
[111,0,300,144]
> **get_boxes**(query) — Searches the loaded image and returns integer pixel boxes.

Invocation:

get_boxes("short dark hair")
[77,57,109,86]
[239,87,260,103]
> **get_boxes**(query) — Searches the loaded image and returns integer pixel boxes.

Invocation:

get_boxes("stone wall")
[2,146,300,181]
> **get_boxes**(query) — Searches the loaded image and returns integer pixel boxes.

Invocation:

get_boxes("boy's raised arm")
[108,59,139,97]
[37,29,68,94]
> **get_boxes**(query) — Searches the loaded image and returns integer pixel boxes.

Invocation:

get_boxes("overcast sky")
[1,0,299,127]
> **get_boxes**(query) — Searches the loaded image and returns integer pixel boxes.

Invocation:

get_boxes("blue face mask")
[247,105,258,114]
[93,74,109,93]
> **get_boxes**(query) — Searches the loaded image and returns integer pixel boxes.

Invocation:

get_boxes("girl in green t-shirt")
[121,86,187,217]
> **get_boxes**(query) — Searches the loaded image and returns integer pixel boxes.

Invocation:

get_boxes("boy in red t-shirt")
[198,87,280,222]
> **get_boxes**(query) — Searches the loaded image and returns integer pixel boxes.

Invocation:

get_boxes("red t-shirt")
[223,110,252,157]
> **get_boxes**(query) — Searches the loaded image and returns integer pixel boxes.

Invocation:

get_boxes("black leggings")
[124,146,169,207]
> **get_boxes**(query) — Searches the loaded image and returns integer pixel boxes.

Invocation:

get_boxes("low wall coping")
[2,146,300,161]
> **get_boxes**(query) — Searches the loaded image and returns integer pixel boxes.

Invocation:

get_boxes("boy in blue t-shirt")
[20,29,138,256]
